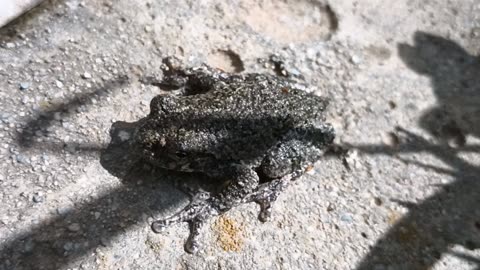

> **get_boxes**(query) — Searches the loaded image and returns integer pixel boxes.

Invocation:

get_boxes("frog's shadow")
[0,120,197,270]
[1,80,199,269]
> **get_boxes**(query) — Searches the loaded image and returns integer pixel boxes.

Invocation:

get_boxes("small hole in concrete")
[207,50,244,73]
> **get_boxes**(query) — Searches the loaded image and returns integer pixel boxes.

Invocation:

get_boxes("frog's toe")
[256,200,273,222]
[185,235,200,254]
[258,208,272,223]
[192,190,212,203]
[184,218,206,253]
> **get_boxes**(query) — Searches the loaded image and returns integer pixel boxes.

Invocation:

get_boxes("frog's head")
[151,146,199,172]
[149,95,179,116]
[151,147,217,173]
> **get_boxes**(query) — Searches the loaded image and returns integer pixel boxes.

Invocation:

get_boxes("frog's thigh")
[260,139,312,179]
[214,165,259,211]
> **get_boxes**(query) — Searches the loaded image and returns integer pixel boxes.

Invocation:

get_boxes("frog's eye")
[175,151,188,158]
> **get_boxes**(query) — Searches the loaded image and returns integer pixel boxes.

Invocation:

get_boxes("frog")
[134,64,335,253]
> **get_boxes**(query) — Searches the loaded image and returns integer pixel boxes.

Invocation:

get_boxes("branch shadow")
[354,31,480,270]
[15,76,128,153]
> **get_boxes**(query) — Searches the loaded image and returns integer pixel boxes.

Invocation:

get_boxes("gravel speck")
[68,223,81,232]
[32,195,44,203]
[351,55,361,64]
[340,213,354,223]
[15,154,30,165]
[343,149,360,170]
[21,96,30,104]
[55,80,64,88]
[81,72,92,79]
[382,132,400,147]
[19,82,30,90]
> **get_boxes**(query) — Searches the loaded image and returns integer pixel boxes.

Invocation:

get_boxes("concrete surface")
[0,0,479,269]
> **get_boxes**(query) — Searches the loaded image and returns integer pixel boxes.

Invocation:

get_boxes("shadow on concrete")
[0,158,183,270]
[15,76,128,154]
[400,31,480,145]
[354,31,480,270]
[1,80,190,269]
[3,0,123,157]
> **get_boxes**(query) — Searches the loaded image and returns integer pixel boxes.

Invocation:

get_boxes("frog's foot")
[151,199,220,253]
[151,198,210,231]
[153,165,260,253]
[184,217,206,253]
[152,215,208,254]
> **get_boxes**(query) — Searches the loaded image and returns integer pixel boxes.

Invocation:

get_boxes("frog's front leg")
[245,174,292,222]
[151,165,259,253]
[252,132,329,222]
[163,65,228,95]
[141,66,221,95]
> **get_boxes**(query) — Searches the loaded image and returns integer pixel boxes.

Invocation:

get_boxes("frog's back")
[176,74,328,122]
[155,75,327,160]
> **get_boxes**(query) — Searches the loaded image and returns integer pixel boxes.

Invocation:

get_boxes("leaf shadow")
[354,31,480,270]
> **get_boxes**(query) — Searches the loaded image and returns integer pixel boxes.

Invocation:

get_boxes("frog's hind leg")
[152,165,259,253]
[151,199,213,253]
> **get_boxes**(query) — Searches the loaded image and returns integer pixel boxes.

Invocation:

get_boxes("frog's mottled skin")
[135,65,335,253]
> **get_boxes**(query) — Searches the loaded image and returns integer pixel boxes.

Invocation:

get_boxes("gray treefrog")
[134,65,335,253]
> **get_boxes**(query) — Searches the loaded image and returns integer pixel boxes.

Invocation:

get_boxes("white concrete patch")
[0,0,45,27]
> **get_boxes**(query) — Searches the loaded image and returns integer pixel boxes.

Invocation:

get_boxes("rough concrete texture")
[0,0,479,269]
